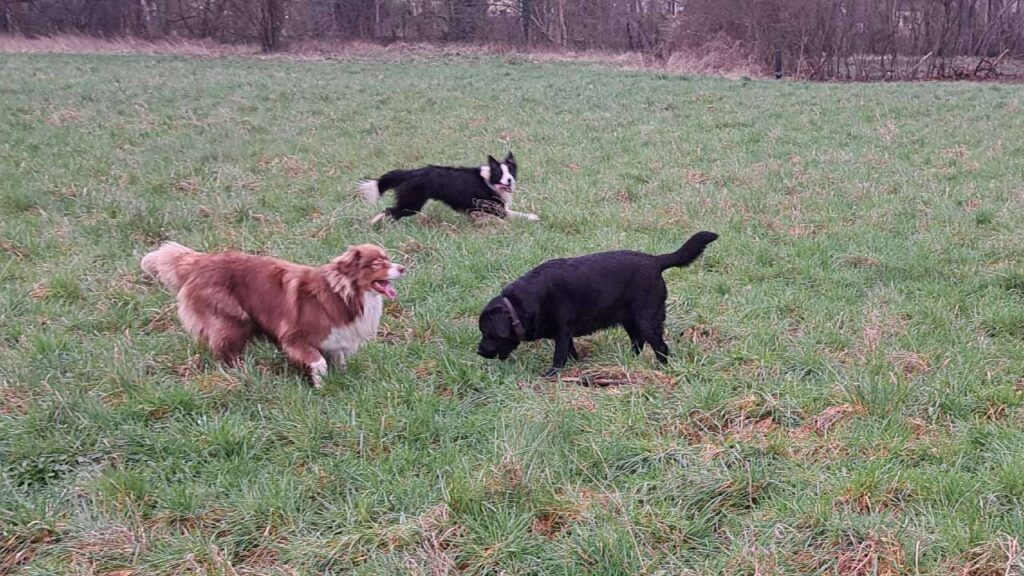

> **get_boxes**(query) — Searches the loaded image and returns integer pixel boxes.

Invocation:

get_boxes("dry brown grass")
[950,535,1022,576]
[0,34,257,57]
[664,395,786,451]
[790,403,866,440]
[0,34,766,78]
[404,504,463,576]
[858,305,908,358]
[0,384,32,415]
[483,451,524,496]
[67,526,143,572]
[663,38,762,79]
[2,531,54,573]
[794,531,905,576]
[142,302,180,333]
[546,365,674,388]
[888,350,932,378]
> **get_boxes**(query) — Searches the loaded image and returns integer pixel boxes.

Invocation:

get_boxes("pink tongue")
[381,283,397,299]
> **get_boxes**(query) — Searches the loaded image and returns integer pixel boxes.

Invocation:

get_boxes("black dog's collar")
[501,296,526,339]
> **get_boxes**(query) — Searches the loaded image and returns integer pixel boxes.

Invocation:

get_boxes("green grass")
[1,54,1023,575]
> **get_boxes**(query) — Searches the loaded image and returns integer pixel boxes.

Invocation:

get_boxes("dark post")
[773,49,783,78]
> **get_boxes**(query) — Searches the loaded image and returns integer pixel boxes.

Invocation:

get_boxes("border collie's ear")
[487,155,501,171]
[504,151,515,165]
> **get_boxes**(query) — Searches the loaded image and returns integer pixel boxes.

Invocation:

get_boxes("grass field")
[1,53,1023,575]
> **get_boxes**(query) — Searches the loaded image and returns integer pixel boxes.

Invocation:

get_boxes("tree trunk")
[520,0,531,44]
[2,0,22,34]
[137,0,155,37]
[447,0,487,41]
[261,0,285,52]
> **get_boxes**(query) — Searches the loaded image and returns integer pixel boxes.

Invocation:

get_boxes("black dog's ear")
[487,155,501,171]
[481,305,513,339]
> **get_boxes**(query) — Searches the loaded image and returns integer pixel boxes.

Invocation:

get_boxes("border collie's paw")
[541,367,561,378]
[525,213,540,221]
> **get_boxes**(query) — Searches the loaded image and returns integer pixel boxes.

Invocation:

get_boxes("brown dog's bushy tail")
[656,231,718,271]
[141,241,200,294]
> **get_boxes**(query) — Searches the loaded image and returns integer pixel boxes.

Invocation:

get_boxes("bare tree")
[2,0,1021,79]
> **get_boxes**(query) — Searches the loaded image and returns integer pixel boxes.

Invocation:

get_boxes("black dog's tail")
[656,231,719,271]
[359,169,413,204]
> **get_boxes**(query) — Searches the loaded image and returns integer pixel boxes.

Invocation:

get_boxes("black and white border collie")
[359,152,538,225]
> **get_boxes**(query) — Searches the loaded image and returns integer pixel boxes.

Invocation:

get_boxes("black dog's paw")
[541,367,561,378]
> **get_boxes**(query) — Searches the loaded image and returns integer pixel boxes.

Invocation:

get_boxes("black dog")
[360,152,538,225]
[477,231,718,376]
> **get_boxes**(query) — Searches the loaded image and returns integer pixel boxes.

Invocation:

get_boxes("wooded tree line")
[2,0,1022,79]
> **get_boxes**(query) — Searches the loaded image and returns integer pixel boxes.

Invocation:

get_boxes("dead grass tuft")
[44,106,83,126]
[398,239,430,255]
[405,504,463,576]
[484,452,524,495]
[797,531,904,576]
[174,179,201,195]
[888,350,931,378]
[858,306,907,357]
[840,254,880,268]
[531,510,570,539]
[413,360,436,380]
[833,482,911,514]
[143,303,180,333]
[258,155,315,178]
[29,281,51,301]
[680,322,724,352]
[236,543,298,576]
[952,534,1023,576]
[194,372,241,392]
[834,533,904,576]
[378,302,434,345]
[175,354,204,380]
[0,385,32,415]
[877,118,899,145]
[940,145,980,171]
[547,365,674,388]
[2,531,55,573]
[686,169,710,184]
[666,395,782,448]
[941,145,971,160]
[68,526,142,571]
[791,404,866,440]
[0,240,28,260]
[413,215,460,234]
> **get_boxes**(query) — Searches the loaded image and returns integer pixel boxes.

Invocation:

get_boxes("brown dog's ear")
[332,246,362,271]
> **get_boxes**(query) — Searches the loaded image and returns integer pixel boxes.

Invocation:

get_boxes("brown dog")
[141,242,405,387]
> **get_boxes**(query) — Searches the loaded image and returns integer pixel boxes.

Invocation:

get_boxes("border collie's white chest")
[319,292,383,358]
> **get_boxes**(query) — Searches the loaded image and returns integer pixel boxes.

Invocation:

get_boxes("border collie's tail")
[141,241,200,294]
[656,231,718,271]
[359,169,414,204]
